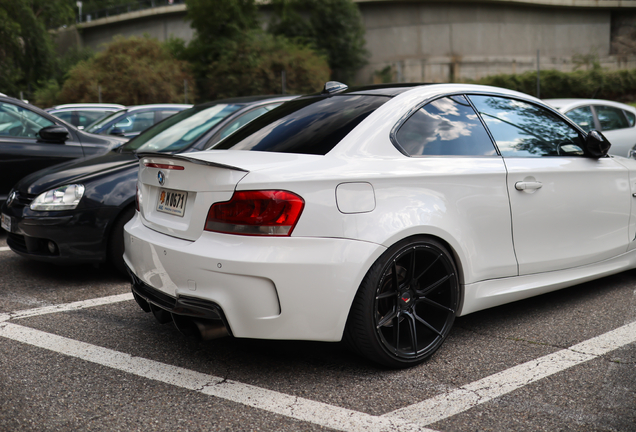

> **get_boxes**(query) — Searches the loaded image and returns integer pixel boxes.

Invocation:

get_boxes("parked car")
[0,95,295,274]
[46,103,125,130]
[84,104,192,139]
[545,98,636,158]
[122,82,633,368]
[0,95,125,207]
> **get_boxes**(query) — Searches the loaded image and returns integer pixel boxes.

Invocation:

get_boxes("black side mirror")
[37,125,69,143]
[584,130,611,158]
[110,127,125,136]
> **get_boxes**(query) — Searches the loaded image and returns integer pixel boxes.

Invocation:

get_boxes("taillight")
[205,190,304,236]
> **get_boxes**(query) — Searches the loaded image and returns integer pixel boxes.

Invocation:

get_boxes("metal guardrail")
[77,0,185,23]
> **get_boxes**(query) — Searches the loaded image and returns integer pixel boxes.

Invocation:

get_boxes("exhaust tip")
[172,314,229,340]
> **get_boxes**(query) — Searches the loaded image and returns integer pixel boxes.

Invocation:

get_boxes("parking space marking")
[0,293,133,322]
[0,322,433,432]
[0,247,10,252]
[1,295,635,431]
[384,320,636,427]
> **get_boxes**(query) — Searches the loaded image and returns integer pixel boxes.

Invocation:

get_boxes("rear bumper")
[123,213,385,341]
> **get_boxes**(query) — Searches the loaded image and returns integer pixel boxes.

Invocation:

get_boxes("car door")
[0,101,85,201]
[470,95,631,275]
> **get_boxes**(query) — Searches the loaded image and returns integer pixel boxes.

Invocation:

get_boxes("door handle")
[515,181,542,191]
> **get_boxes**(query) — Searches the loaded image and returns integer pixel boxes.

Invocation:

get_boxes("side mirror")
[585,130,611,158]
[37,125,69,143]
[110,128,125,136]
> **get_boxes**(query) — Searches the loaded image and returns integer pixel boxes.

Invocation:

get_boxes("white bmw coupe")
[124,82,633,368]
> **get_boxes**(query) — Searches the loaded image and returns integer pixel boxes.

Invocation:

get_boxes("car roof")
[193,95,297,110]
[121,104,194,112]
[47,103,125,111]
[544,98,636,112]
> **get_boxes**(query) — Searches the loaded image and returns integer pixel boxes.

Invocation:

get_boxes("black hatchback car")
[0,95,126,207]
[1,95,295,274]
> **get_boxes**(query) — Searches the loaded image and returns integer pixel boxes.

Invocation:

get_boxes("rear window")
[213,94,390,155]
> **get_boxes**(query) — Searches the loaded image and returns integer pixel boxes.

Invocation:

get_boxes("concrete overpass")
[55,0,636,84]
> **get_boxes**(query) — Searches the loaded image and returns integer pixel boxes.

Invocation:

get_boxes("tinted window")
[396,95,496,156]
[76,110,109,127]
[121,104,243,153]
[214,95,389,155]
[595,105,629,131]
[109,111,154,134]
[469,95,584,157]
[565,106,595,132]
[624,110,636,127]
[85,109,124,133]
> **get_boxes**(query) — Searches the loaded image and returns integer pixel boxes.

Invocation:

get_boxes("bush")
[59,36,196,105]
[475,67,636,102]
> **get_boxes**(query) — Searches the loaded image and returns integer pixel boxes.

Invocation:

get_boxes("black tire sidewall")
[344,236,459,368]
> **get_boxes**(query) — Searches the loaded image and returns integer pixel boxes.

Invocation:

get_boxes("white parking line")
[0,322,432,432]
[1,295,635,431]
[383,321,636,426]
[0,246,10,252]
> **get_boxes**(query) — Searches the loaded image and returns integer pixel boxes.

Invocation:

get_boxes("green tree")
[0,0,75,98]
[206,31,330,99]
[58,36,196,105]
[268,0,368,83]
[182,0,328,101]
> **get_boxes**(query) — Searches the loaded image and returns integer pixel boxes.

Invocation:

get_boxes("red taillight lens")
[205,190,304,236]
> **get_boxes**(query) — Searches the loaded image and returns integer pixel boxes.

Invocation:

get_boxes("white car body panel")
[504,156,631,274]
[124,84,636,344]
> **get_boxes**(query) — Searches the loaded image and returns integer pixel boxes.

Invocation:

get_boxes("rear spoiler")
[136,152,248,173]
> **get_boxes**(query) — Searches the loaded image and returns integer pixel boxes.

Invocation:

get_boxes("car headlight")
[30,184,85,211]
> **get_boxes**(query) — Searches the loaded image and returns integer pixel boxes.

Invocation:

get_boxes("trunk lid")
[138,150,321,241]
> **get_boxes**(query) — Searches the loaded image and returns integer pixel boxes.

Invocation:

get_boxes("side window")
[595,105,630,131]
[0,102,54,138]
[395,95,497,156]
[77,110,109,128]
[155,110,179,123]
[109,111,154,133]
[624,110,636,127]
[564,106,595,132]
[54,111,76,125]
[469,95,584,157]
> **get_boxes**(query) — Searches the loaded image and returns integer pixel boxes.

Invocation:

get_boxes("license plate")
[156,188,187,217]
[1,213,11,232]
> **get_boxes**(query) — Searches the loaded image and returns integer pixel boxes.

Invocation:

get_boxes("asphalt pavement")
[0,230,634,431]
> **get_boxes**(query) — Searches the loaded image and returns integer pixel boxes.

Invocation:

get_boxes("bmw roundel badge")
[158,170,165,186]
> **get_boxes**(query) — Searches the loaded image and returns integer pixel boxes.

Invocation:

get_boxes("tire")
[108,206,135,276]
[344,236,460,368]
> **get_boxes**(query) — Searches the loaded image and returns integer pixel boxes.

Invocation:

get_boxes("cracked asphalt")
[0,229,634,431]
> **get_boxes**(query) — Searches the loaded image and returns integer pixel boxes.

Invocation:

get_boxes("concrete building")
[56,0,636,84]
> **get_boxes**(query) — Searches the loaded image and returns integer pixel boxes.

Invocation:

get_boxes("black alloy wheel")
[345,237,460,368]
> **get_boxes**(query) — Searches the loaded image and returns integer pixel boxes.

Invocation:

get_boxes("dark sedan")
[0,95,126,207]
[1,95,295,274]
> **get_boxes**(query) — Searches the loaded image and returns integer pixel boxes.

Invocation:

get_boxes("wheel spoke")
[391,261,401,291]
[376,290,398,300]
[416,273,453,297]
[417,296,455,314]
[405,312,418,353]
[413,311,443,336]
[414,253,441,283]
[408,248,416,284]
[393,311,401,354]
[377,307,398,328]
